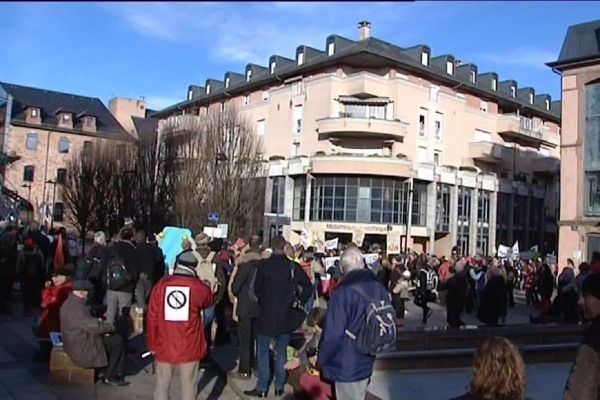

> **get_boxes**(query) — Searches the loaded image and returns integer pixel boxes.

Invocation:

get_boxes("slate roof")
[0,82,134,141]
[155,33,560,121]
[548,19,600,69]
[132,115,159,140]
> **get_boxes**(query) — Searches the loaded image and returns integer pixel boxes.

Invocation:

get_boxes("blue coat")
[318,268,382,382]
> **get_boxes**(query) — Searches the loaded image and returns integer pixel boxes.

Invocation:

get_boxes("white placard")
[386,233,401,255]
[217,224,228,239]
[300,228,311,247]
[325,238,339,250]
[164,286,190,322]
[363,253,379,265]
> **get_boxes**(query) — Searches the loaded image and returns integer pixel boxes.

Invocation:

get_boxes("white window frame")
[30,108,39,118]
[256,119,266,136]
[297,52,304,66]
[434,112,444,141]
[62,113,71,122]
[85,116,95,127]
[26,132,38,150]
[470,71,476,83]
[429,86,439,102]
[480,101,488,113]
[270,61,276,74]
[291,80,304,96]
[419,109,427,137]
[328,42,335,56]
[246,70,252,82]
[529,92,534,104]
[417,146,428,163]
[187,90,193,101]
[434,151,442,167]
[421,51,429,66]
[446,61,453,75]
[474,129,492,143]
[206,85,211,95]
[293,105,303,135]
[492,79,497,91]
[545,99,550,110]
[510,86,516,98]
[262,91,270,101]
[225,77,230,88]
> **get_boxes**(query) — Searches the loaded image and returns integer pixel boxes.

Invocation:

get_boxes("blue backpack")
[345,284,397,356]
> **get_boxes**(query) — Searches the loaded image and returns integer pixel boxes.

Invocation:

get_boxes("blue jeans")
[203,306,215,348]
[256,333,290,392]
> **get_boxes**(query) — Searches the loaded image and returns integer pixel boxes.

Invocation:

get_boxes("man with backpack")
[105,226,139,328]
[318,246,396,400]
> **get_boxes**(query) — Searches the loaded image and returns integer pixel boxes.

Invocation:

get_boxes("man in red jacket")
[147,251,214,400]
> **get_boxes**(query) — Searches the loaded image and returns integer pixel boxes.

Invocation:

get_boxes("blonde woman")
[451,337,526,400]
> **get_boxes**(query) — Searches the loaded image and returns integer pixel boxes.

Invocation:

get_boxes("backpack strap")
[348,284,373,303]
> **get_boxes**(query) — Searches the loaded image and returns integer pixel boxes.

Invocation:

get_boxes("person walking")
[477,265,508,326]
[147,251,213,400]
[0,227,18,314]
[16,238,45,316]
[317,246,393,400]
[563,273,600,400]
[229,235,263,380]
[539,264,555,316]
[105,226,139,328]
[416,263,436,325]
[524,261,537,307]
[244,236,312,398]
[84,231,111,310]
[135,231,165,313]
[439,258,469,329]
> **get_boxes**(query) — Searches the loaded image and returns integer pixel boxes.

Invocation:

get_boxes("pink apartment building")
[549,19,600,266]
[155,22,561,257]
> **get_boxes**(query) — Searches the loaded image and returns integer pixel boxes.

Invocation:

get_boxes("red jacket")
[38,280,73,338]
[147,272,213,364]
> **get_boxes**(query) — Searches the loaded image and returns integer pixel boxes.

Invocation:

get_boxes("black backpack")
[106,254,132,291]
[345,284,397,356]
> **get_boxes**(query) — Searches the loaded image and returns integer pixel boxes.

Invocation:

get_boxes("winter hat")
[402,270,411,279]
[195,233,212,247]
[582,273,600,300]
[176,251,199,268]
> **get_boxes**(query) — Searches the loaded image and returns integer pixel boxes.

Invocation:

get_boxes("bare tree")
[161,105,265,237]
[61,150,96,241]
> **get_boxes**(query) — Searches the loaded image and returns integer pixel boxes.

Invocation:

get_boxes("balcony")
[468,141,504,164]
[317,116,407,140]
[310,154,414,178]
[532,156,560,176]
[497,114,549,147]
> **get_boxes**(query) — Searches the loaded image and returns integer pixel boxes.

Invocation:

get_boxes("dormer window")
[470,71,476,83]
[187,90,193,101]
[510,86,516,98]
[246,70,252,82]
[62,113,71,122]
[225,77,230,88]
[529,93,534,104]
[270,61,276,74]
[446,61,453,75]
[492,79,497,91]
[328,42,335,56]
[545,99,550,110]
[206,85,211,95]
[84,116,96,128]
[297,52,304,66]
[421,51,429,66]
[30,107,39,118]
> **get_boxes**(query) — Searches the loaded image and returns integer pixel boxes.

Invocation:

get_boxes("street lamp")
[45,179,57,231]
[21,183,32,204]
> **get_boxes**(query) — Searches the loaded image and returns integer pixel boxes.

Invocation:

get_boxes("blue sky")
[0,2,595,110]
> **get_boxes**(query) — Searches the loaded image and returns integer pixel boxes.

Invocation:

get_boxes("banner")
[519,245,539,261]
[497,244,511,258]
[363,253,379,265]
[386,233,401,255]
[300,228,311,247]
[325,237,339,250]
[511,241,520,260]
[323,256,339,269]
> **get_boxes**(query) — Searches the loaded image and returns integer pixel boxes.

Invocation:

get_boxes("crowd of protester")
[1,220,599,399]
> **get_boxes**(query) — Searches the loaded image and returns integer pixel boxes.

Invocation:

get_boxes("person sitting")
[450,337,526,400]
[60,279,129,386]
[36,268,72,359]
[286,307,331,400]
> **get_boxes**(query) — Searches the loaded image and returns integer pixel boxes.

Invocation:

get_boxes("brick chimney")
[358,21,371,40]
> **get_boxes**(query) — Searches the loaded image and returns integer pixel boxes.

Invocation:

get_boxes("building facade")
[157,22,561,257]
[549,19,600,266]
[0,82,135,226]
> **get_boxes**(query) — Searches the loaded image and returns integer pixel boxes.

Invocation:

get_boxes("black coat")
[441,271,469,310]
[136,242,165,284]
[254,253,313,336]
[539,270,555,299]
[109,241,139,294]
[478,275,508,325]
[230,251,262,318]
